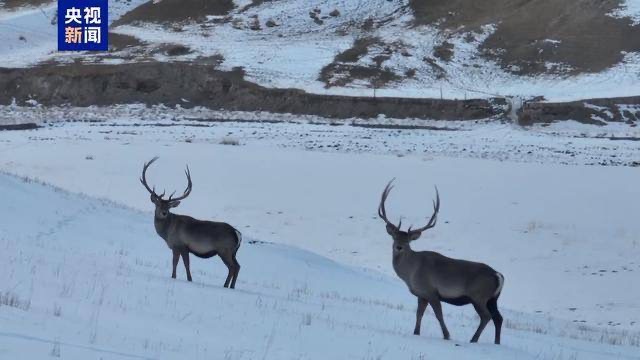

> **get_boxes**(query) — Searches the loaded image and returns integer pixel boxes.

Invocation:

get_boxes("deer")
[378,180,504,344]
[140,157,242,289]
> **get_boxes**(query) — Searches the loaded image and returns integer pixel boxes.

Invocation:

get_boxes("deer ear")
[150,194,158,204]
[386,224,397,236]
[169,200,181,208]
[408,231,422,241]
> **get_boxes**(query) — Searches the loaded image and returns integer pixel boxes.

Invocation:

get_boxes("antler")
[167,166,192,202]
[140,157,161,199]
[140,157,193,202]
[378,179,400,231]
[408,187,440,235]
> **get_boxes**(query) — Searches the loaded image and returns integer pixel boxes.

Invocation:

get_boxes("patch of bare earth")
[410,0,640,75]
[519,97,640,125]
[112,0,235,26]
[319,37,403,88]
[109,33,146,52]
[0,63,502,120]
[238,0,276,13]
[44,32,222,65]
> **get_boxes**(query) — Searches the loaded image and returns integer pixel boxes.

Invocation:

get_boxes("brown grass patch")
[319,63,400,88]
[113,0,234,26]
[109,33,145,52]
[335,37,383,63]
[409,0,640,75]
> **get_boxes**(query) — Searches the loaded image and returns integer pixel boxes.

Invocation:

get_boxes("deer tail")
[233,228,242,253]
[494,272,505,298]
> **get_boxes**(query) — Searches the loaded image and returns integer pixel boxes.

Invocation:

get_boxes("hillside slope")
[1,173,639,359]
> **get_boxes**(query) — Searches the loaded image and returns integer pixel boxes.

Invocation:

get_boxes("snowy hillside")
[612,0,640,25]
[1,0,639,101]
[1,106,640,358]
[1,173,639,359]
[0,0,147,67]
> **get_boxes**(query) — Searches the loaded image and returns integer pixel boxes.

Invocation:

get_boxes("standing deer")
[140,157,242,289]
[378,180,504,344]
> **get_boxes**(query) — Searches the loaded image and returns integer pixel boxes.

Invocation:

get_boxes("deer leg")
[430,298,450,340]
[487,297,503,344]
[180,250,193,282]
[220,255,234,288]
[230,256,240,289]
[171,250,180,279]
[414,297,428,335]
[471,301,492,343]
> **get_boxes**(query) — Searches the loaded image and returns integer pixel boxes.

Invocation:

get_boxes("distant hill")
[1,0,639,101]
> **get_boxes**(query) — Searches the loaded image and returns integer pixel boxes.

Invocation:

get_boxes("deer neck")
[392,244,418,282]
[153,212,174,241]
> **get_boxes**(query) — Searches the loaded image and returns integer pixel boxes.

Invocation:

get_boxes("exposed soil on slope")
[109,33,146,51]
[238,0,276,12]
[113,0,234,26]
[519,97,640,125]
[0,63,503,120]
[1,62,637,125]
[410,0,640,75]
[320,63,401,88]
[320,37,405,88]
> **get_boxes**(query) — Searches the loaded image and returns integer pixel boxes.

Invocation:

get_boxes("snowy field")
[1,104,639,166]
[2,173,639,359]
[1,107,640,358]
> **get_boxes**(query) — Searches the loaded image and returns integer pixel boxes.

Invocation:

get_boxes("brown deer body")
[140,157,242,288]
[378,180,504,344]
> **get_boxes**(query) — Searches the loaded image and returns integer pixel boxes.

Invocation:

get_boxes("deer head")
[378,179,440,251]
[140,157,192,219]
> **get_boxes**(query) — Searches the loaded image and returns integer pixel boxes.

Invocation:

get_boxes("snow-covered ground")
[2,104,639,166]
[1,106,640,358]
[0,1,56,67]
[0,0,146,67]
[611,0,640,25]
[2,172,640,359]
